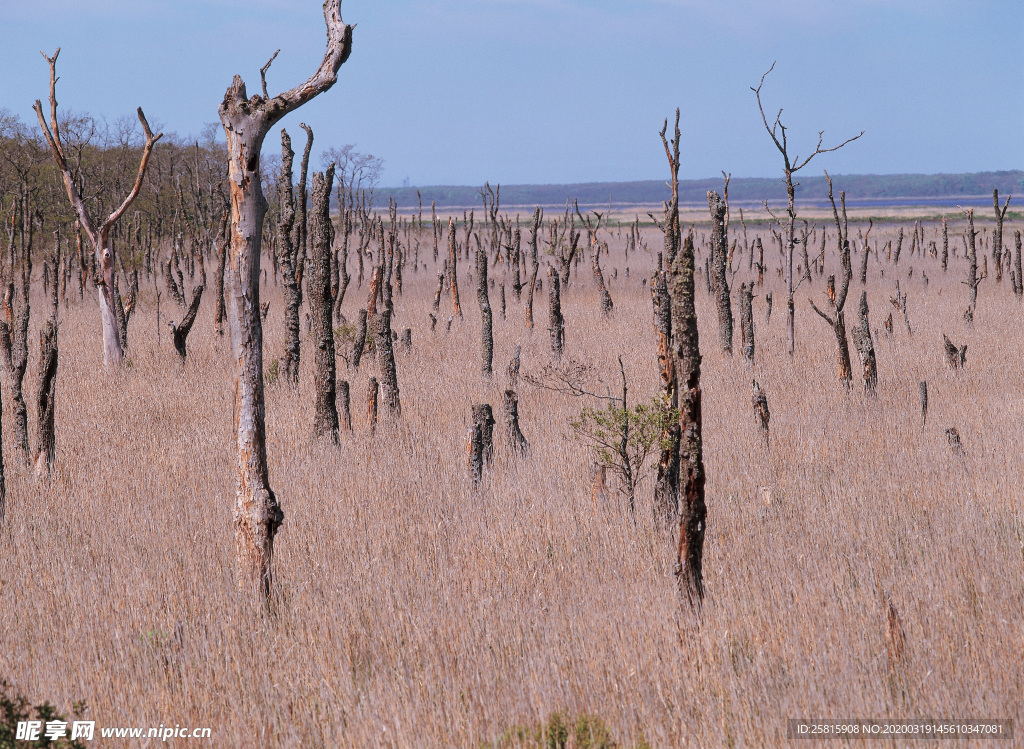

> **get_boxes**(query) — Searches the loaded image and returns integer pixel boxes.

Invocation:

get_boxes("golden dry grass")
[0,215,1022,747]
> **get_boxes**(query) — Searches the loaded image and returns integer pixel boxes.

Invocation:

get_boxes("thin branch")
[260,49,281,99]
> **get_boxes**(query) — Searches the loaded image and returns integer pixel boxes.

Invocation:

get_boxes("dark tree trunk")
[338,379,352,433]
[310,166,339,443]
[503,389,528,455]
[651,269,679,526]
[351,308,368,369]
[476,237,493,377]
[739,281,755,362]
[707,191,733,354]
[373,308,401,417]
[851,291,877,393]
[547,266,564,359]
[34,318,58,477]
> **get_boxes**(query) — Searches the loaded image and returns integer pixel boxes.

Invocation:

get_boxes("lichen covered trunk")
[310,167,339,443]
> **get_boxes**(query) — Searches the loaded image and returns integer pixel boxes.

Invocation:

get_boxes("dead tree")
[752,62,863,356]
[942,334,966,370]
[651,269,679,524]
[217,0,352,602]
[35,49,162,366]
[739,281,755,362]
[808,174,853,386]
[890,279,911,335]
[503,389,529,455]
[525,208,541,329]
[34,318,58,477]
[547,266,564,360]
[349,308,368,369]
[575,205,613,315]
[366,376,379,433]
[468,403,495,486]
[374,308,401,417]
[448,218,462,318]
[851,291,877,393]
[0,268,31,464]
[338,380,352,432]
[962,208,982,324]
[277,129,302,385]
[168,269,205,361]
[993,189,1011,283]
[476,235,493,377]
[310,166,339,443]
[941,217,949,273]
[1014,231,1023,299]
[214,206,229,336]
[751,378,770,446]
[707,191,733,354]
[918,380,928,429]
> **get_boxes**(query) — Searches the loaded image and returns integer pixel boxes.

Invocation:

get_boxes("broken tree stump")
[503,389,529,455]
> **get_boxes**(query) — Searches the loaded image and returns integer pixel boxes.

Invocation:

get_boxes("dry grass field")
[1,214,1022,747]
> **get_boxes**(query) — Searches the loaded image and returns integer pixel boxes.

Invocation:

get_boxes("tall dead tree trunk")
[1014,231,1023,300]
[217,0,352,603]
[752,63,862,358]
[809,173,853,388]
[310,165,339,443]
[525,208,541,329]
[448,218,462,318]
[0,260,31,464]
[214,207,228,336]
[277,130,302,385]
[962,208,982,324]
[476,235,493,377]
[547,266,564,360]
[374,308,401,417]
[993,189,1010,283]
[35,49,162,366]
[707,191,733,354]
[652,112,682,528]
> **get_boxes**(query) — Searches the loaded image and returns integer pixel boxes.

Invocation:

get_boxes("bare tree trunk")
[218,0,352,603]
[476,236,493,378]
[963,208,981,324]
[310,166,339,443]
[503,389,528,455]
[373,308,401,417]
[993,189,1010,283]
[170,279,205,361]
[338,379,352,432]
[851,291,877,394]
[214,207,228,336]
[525,208,541,329]
[651,269,679,525]
[0,280,30,463]
[34,318,58,477]
[277,130,302,386]
[941,217,949,273]
[366,376,378,433]
[1014,231,1022,300]
[351,308,368,369]
[592,241,613,315]
[448,218,462,318]
[547,266,564,360]
[707,191,733,354]
[739,281,755,362]
[809,176,853,387]
[468,403,494,486]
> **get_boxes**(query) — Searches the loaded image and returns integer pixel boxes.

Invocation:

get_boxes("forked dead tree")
[961,208,983,324]
[890,279,911,335]
[310,166,339,443]
[168,265,205,362]
[34,49,162,366]
[809,173,853,387]
[942,334,967,370]
[752,62,862,356]
[217,0,352,602]
[992,189,1011,283]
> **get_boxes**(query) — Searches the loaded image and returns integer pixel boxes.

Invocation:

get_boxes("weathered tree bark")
[468,403,495,486]
[962,208,982,324]
[34,49,162,366]
[809,175,853,388]
[942,334,967,370]
[0,280,31,464]
[707,191,733,354]
[503,389,529,455]
[851,291,877,393]
[277,130,302,386]
[993,189,1011,283]
[941,217,949,273]
[218,0,352,602]
[1014,231,1023,300]
[338,379,352,432]
[309,166,339,443]
[366,376,379,433]
[651,269,679,525]
[169,279,205,361]
[373,308,401,417]
[918,380,928,429]
[448,218,462,318]
[739,281,755,362]
[214,207,229,336]
[34,318,58,477]
[351,308,368,369]
[592,241,613,316]
[547,266,564,360]
[751,378,770,446]
[890,279,911,335]
[525,208,541,329]
[671,230,706,609]
[476,236,493,378]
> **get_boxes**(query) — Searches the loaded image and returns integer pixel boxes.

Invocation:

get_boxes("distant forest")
[384,171,1024,211]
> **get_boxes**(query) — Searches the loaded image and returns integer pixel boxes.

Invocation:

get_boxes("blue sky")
[1,0,1021,187]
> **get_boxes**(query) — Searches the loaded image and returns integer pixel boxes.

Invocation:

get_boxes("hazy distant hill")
[382,171,1024,210]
